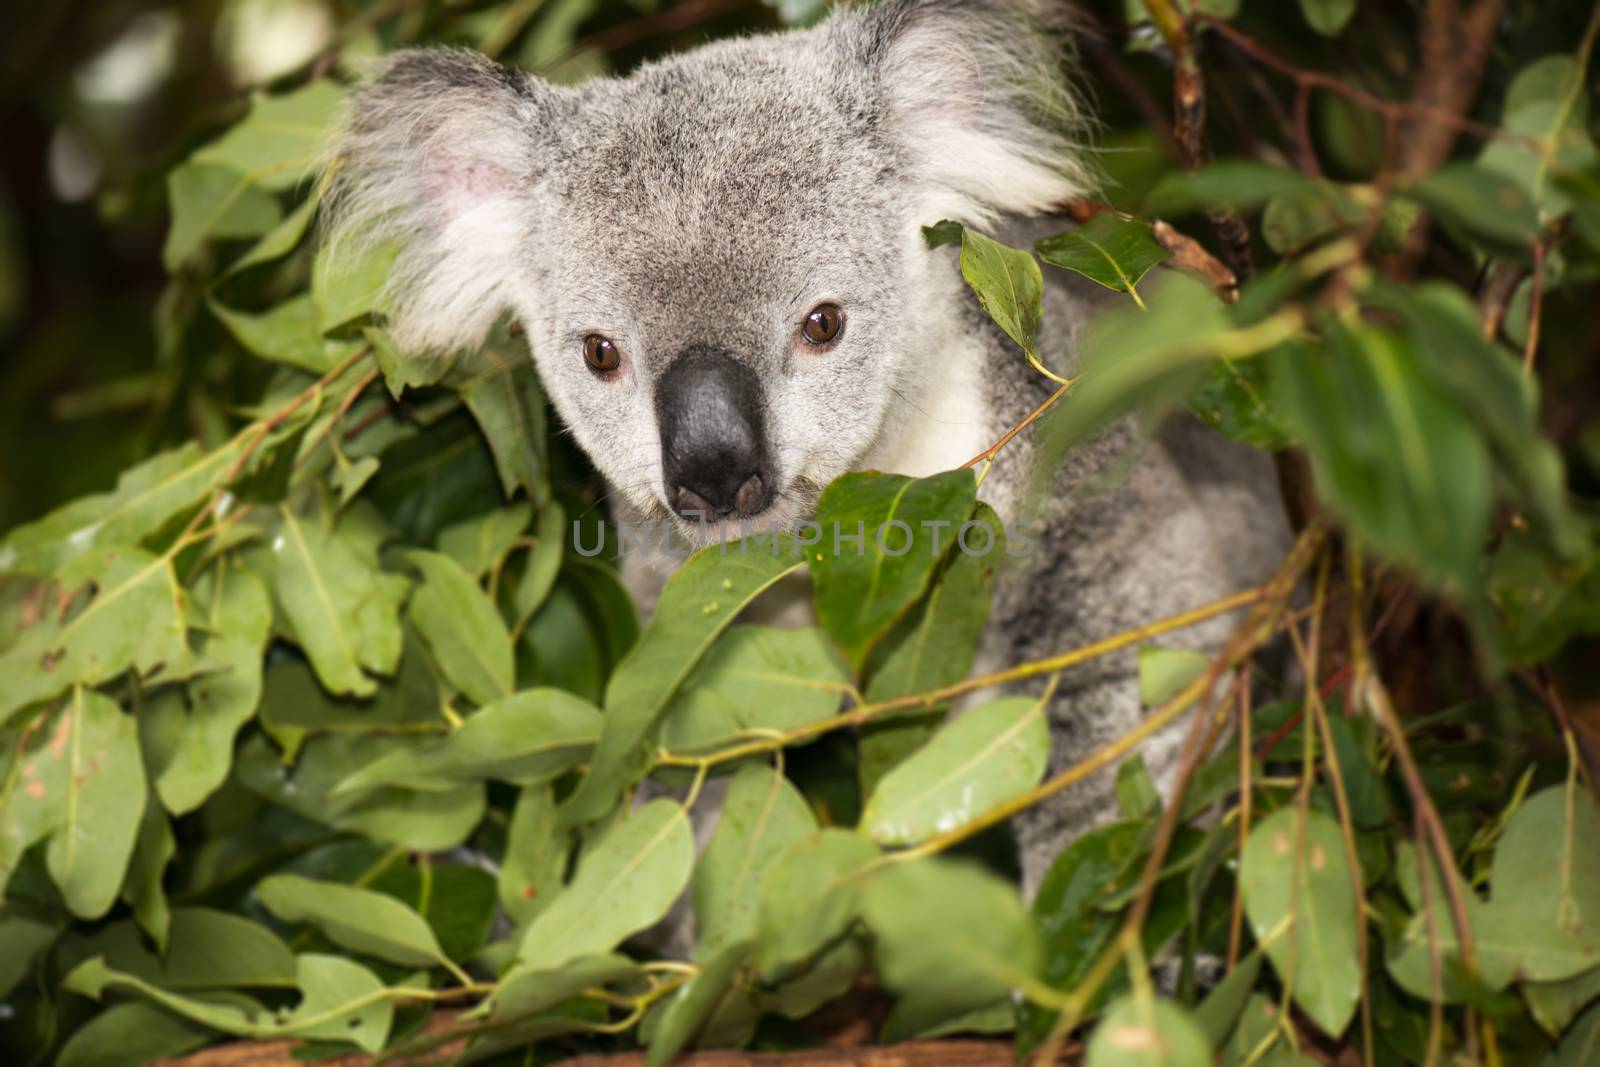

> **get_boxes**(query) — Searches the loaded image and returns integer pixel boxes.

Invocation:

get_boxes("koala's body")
[331,0,1291,904]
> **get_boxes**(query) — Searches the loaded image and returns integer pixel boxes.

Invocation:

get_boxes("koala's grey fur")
[328,0,1290,922]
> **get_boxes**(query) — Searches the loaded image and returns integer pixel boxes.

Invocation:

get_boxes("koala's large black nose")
[655,346,774,520]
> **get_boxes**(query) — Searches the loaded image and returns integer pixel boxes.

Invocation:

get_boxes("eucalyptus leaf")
[810,468,977,671]
[256,873,451,969]
[860,693,1049,847]
[755,829,878,980]
[1240,807,1361,1036]
[516,799,694,971]
[1035,214,1170,297]
[560,537,801,827]
[406,549,515,706]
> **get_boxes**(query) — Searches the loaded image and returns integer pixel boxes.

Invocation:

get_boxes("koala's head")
[328,0,1093,538]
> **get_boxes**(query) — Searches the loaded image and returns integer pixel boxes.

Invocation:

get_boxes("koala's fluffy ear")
[324,49,553,354]
[842,0,1096,223]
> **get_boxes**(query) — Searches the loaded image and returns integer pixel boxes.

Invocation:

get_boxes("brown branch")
[157,1038,1081,1067]
[1397,0,1509,181]
[1142,1,1255,281]
[1523,237,1547,372]
[1150,219,1238,300]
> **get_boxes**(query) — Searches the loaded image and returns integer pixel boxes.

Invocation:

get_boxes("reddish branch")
[154,1038,1083,1067]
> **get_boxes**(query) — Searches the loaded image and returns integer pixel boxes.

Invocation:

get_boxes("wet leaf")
[860,693,1048,846]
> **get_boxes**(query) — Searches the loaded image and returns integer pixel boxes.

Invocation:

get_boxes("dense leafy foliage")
[3,1,1600,1066]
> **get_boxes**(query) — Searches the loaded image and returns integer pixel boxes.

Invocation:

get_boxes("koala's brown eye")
[583,335,621,374]
[801,304,843,345]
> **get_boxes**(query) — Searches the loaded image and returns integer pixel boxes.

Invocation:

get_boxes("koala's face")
[330,0,1093,538]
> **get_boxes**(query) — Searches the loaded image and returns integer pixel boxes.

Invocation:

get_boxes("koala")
[327,0,1291,907]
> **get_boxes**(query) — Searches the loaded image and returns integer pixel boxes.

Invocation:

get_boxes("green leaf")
[660,625,850,754]
[0,900,63,999]
[1017,820,1190,1055]
[226,190,319,275]
[236,733,485,851]
[1261,185,1365,255]
[499,784,570,926]
[144,566,272,815]
[512,500,566,628]
[1545,999,1600,1066]
[1086,995,1211,1067]
[210,294,361,374]
[560,538,802,827]
[0,689,146,919]
[56,1001,215,1067]
[1185,353,1289,451]
[646,941,754,1067]
[332,687,601,793]
[438,502,533,578]
[1408,162,1540,247]
[63,951,394,1053]
[191,80,344,192]
[861,858,1040,1039]
[1138,645,1210,707]
[860,693,1049,846]
[1144,160,1319,215]
[1298,0,1355,35]
[0,547,189,727]
[516,799,694,971]
[366,325,452,399]
[1480,56,1599,218]
[1526,965,1600,1038]
[755,829,878,980]
[693,764,819,959]
[366,859,497,963]
[1487,786,1600,981]
[311,237,398,334]
[458,334,550,502]
[1272,324,1493,603]
[269,506,406,699]
[0,441,239,578]
[1240,807,1361,1036]
[1032,273,1228,477]
[256,873,451,969]
[810,469,978,671]
[1221,993,1317,1066]
[928,222,1044,361]
[162,160,282,271]
[859,504,1003,794]
[1115,754,1160,818]
[121,801,175,950]
[488,953,639,1024]
[406,549,515,706]
[1035,214,1170,296]
[1194,949,1263,1047]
